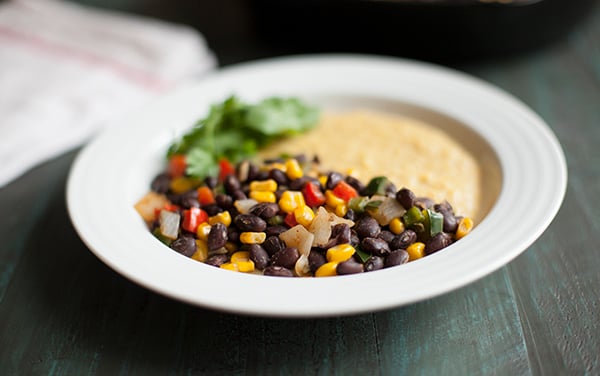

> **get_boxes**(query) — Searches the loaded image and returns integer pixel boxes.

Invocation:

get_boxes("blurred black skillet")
[250,0,599,62]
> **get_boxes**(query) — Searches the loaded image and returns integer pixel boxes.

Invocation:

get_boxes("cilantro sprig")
[167,96,320,178]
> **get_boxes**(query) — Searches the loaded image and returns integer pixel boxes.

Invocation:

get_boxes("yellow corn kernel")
[345,168,358,178]
[220,262,238,272]
[196,222,212,241]
[325,190,345,208]
[192,240,208,262]
[315,262,338,277]
[335,203,348,218]
[406,242,426,261]
[456,217,474,239]
[226,251,255,272]
[239,232,267,244]
[294,205,315,227]
[169,177,195,194]
[285,158,303,180]
[231,251,250,263]
[326,244,355,263]
[318,175,328,187]
[237,260,255,273]
[208,211,232,227]
[278,191,305,213]
[250,179,278,192]
[225,241,238,253]
[267,163,287,173]
[250,190,277,203]
[389,218,405,235]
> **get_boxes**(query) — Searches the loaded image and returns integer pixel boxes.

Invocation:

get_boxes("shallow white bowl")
[67,55,567,317]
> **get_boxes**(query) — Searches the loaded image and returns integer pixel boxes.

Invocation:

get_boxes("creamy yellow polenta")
[258,110,482,221]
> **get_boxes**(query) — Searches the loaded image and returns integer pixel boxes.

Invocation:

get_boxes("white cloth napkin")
[0,0,216,187]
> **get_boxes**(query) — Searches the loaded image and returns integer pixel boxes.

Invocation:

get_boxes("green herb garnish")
[355,247,372,264]
[167,96,319,177]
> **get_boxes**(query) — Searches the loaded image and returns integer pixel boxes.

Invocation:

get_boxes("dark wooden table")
[2,2,600,375]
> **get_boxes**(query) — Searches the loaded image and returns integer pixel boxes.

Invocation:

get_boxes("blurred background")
[72,0,599,66]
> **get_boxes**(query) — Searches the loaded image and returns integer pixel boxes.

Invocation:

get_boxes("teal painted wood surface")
[2,2,600,375]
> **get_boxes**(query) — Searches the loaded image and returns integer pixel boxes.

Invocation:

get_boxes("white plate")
[67,55,567,317]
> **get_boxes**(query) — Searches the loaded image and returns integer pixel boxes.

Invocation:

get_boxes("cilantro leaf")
[167,95,319,178]
[244,97,320,136]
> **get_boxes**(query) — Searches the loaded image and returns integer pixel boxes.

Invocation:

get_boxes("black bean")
[247,163,260,181]
[234,214,267,232]
[215,194,233,210]
[263,235,286,255]
[378,230,395,243]
[326,172,343,190]
[396,187,416,209]
[250,202,280,219]
[389,229,417,251]
[150,173,170,193]
[231,189,247,201]
[265,225,288,237]
[166,192,182,206]
[269,168,288,185]
[170,236,196,257]
[344,208,356,221]
[248,244,270,270]
[434,200,454,214]
[442,213,458,233]
[227,227,239,243]
[228,207,240,221]
[345,175,365,193]
[385,250,410,268]
[289,176,309,191]
[361,237,391,256]
[205,254,229,267]
[236,160,259,182]
[271,247,300,269]
[203,203,223,216]
[350,230,360,247]
[306,176,323,189]
[263,266,294,277]
[365,256,385,272]
[355,217,381,239]
[308,250,326,273]
[180,190,200,208]
[337,258,364,275]
[223,175,241,193]
[204,176,218,189]
[207,223,228,251]
[415,197,434,209]
[425,232,453,255]
[329,223,351,245]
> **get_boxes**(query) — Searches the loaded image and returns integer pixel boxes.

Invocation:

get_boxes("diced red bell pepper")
[284,211,298,228]
[302,182,326,207]
[168,154,187,178]
[154,203,180,218]
[218,158,235,182]
[182,207,208,233]
[197,186,216,206]
[332,181,359,202]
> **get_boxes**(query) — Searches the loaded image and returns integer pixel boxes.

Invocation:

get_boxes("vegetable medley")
[134,96,474,277]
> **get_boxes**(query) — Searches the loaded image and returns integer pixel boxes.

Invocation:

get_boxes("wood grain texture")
[463,7,600,375]
[2,2,600,375]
